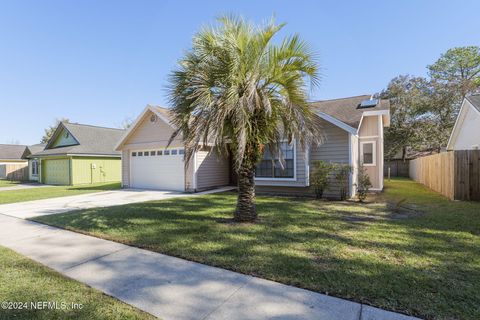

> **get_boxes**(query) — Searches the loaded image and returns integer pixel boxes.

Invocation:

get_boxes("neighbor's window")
[144,151,150,156]
[171,149,178,155]
[132,152,137,157]
[361,142,375,166]
[178,149,185,155]
[255,142,295,179]
[150,151,156,156]
[138,152,143,156]
[31,160,39,175]
[164,150,170,155]
[157,150,163,156]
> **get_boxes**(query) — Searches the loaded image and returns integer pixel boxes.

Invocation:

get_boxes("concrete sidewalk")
[0,186,234,219]
[0,214,419,320]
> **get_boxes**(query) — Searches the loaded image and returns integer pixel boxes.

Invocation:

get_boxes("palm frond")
[168,15,323,171]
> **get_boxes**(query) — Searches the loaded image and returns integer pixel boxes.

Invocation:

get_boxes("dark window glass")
[150,151,156,156]
[132,152,137,157]
[138,152,143,156]
[157,150,163,156]
[32,160,39,175]
[178,149,185,155]
[164,150,170,155]
[171,149,178,155]
[255,142,294,178]
[363,143,374,164]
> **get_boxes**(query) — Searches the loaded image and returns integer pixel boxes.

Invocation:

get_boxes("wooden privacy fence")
[0,163,29,181]
[409,150,480,201]
[384,160,409,177]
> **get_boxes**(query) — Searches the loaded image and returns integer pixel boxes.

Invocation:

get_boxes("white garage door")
[130,149,185,191]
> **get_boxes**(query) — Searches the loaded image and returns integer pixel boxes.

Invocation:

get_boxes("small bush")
[333,164,351,200]
[355,166,372,202]
[310,161,335,199]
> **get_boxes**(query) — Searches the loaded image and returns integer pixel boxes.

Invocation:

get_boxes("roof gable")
[49,125,79,149]
[115,105,176,150]
[447,97,480,150]
[26,144,46,155]
[33,122,125,157]
[22,144,46,159]
[466,94,480,113]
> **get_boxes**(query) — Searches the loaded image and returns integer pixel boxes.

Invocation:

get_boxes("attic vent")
[150,114,158,123]
[359,99,378,108]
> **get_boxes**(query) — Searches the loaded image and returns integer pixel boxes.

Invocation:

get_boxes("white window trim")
[360,140,376,167]
[254,140,297,181]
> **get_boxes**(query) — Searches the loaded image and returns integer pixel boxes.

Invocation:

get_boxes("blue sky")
[1,0,479,145]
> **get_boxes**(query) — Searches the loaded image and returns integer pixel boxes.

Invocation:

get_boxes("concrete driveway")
[0,187,234,219]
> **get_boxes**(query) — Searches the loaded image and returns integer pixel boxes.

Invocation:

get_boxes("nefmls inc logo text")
[30,301,83,310]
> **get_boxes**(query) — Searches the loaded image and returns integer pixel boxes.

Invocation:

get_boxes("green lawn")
[34,178,480,320]
[0,246,154,320]
[0,179,20,188]
[0,182,121,204]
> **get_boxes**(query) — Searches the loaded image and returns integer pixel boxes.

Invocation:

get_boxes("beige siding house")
[0,144,29,180]
[117,95,390,198]
[116,106,230,192]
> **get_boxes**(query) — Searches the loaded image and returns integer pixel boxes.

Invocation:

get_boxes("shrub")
[355,166,372,202]
[333,164,351,200]
[310,161,335,199]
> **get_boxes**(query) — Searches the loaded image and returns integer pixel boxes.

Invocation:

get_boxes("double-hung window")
[361,141,376,166]
[255,141,295,179]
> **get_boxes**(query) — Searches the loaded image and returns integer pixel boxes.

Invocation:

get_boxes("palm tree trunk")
[234,163,257,222]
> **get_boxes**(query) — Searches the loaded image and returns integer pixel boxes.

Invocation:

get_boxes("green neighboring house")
[30,122,125,185]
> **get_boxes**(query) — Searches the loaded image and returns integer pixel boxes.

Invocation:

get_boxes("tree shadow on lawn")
[0,249,152,320]
[33,193,480,319]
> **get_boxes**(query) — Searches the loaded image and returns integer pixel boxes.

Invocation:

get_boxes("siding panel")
[71,157,121,185]
[256,118,350,198]
[124,111,183,149]
[122,150,130,187]
[196,147,229,191]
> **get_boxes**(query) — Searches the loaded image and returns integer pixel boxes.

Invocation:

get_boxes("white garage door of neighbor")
[130,150,185,191]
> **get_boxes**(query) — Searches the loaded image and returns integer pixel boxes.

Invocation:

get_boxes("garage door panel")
[130,153,184,191]
[43,159,70,185]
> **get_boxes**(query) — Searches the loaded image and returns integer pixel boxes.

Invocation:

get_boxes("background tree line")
[381,46,480,161]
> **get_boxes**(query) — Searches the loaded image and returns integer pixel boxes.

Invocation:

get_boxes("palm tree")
[168,16,322,222]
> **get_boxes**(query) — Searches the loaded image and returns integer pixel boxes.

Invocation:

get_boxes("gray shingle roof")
[0,144,28,160]
[32,123,125,157]
[467,94,480,113]
[151,97,391,131]
[26,144,46,155]
[310,95,390,129]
